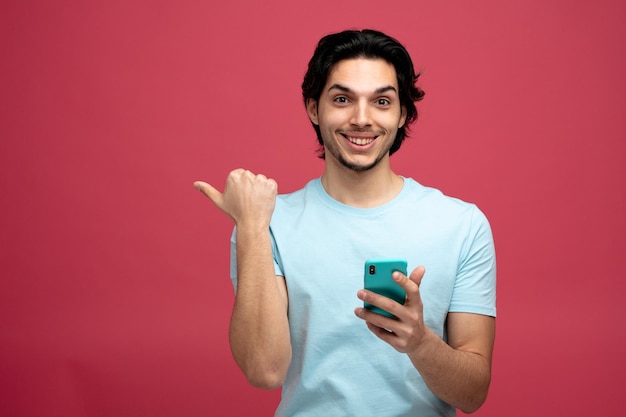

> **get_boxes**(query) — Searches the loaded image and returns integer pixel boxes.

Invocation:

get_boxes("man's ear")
[306,98,319,125]
[398,105,407,128]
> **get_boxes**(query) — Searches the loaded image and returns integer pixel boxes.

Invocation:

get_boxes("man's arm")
[407,312,494,413]
[194,169,291,389]
[355,267,495,413]
[230,227,291,389]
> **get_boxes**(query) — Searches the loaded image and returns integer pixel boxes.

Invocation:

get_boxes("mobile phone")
[363,258,407,319]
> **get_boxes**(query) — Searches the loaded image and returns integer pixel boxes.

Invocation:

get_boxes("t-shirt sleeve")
[448,206,497,317]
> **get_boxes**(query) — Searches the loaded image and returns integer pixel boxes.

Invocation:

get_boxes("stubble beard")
[324,133,395,172]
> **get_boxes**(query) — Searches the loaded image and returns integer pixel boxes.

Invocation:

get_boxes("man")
[194,29,496,416]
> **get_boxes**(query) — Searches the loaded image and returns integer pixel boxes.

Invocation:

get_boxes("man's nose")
[350,100,372,127]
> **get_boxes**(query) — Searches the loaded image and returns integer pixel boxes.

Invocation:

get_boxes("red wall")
[1,1,625,415]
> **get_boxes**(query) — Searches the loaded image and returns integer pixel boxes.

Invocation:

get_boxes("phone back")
[364,258,407,318]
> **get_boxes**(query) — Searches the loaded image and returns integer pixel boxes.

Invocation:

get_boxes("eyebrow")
[327,83,398,95]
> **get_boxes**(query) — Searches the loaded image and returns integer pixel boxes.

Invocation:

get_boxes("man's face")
[306,58,406,172]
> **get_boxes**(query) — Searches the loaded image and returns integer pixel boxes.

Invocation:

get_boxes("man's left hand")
[355,266,430,353]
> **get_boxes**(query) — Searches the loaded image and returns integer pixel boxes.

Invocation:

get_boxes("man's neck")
[320,159,404,208]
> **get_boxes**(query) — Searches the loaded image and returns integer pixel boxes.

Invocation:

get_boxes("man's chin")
[338,155,384,172]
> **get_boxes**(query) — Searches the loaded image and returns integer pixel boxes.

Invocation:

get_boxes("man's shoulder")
[401,178,493,245]
[276,178,319,203]
[271,178,322,220]
[404,178,476,209]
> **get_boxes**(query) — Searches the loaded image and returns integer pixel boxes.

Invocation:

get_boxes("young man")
[194,29,496,417]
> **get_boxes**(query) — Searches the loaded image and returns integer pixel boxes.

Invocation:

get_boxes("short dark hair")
[302,29,425,158]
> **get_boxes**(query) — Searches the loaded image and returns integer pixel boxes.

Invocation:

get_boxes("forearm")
[229,226,291,389]
[407,329,491,413]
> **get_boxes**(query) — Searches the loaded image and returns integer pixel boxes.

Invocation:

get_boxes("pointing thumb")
[193,181,223,206]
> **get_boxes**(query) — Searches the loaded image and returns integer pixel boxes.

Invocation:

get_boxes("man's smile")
[340,132,379,146]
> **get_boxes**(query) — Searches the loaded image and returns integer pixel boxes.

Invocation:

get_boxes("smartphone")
[364,258,407,319]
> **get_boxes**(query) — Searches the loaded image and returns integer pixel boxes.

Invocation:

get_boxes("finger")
[357,289,402,320]
[392,267,424,307]
[391,270,418,293]
[193,181,223,206]
[366,321,397,340]
[355,306,399,332]
[408,266,426,287]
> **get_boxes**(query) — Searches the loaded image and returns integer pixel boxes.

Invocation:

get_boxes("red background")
[1,1,625,415]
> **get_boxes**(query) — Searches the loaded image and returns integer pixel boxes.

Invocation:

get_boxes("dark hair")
[302,29,425,158]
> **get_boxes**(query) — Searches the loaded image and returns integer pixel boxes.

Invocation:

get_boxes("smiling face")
[306,58,407,172]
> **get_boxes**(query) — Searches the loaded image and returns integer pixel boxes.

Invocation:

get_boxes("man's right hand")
[194,168,278,229]
[195,170,290,389]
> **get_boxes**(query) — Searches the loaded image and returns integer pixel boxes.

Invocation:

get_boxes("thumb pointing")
[193,181,222,206]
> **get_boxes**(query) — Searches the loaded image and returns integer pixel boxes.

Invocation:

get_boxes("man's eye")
[334,96,348,103]
[377,98,390,106]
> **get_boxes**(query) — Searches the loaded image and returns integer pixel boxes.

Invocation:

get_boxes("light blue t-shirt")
[231,177,496,417]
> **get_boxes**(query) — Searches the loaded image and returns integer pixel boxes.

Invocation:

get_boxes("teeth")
[347,136,374,145]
